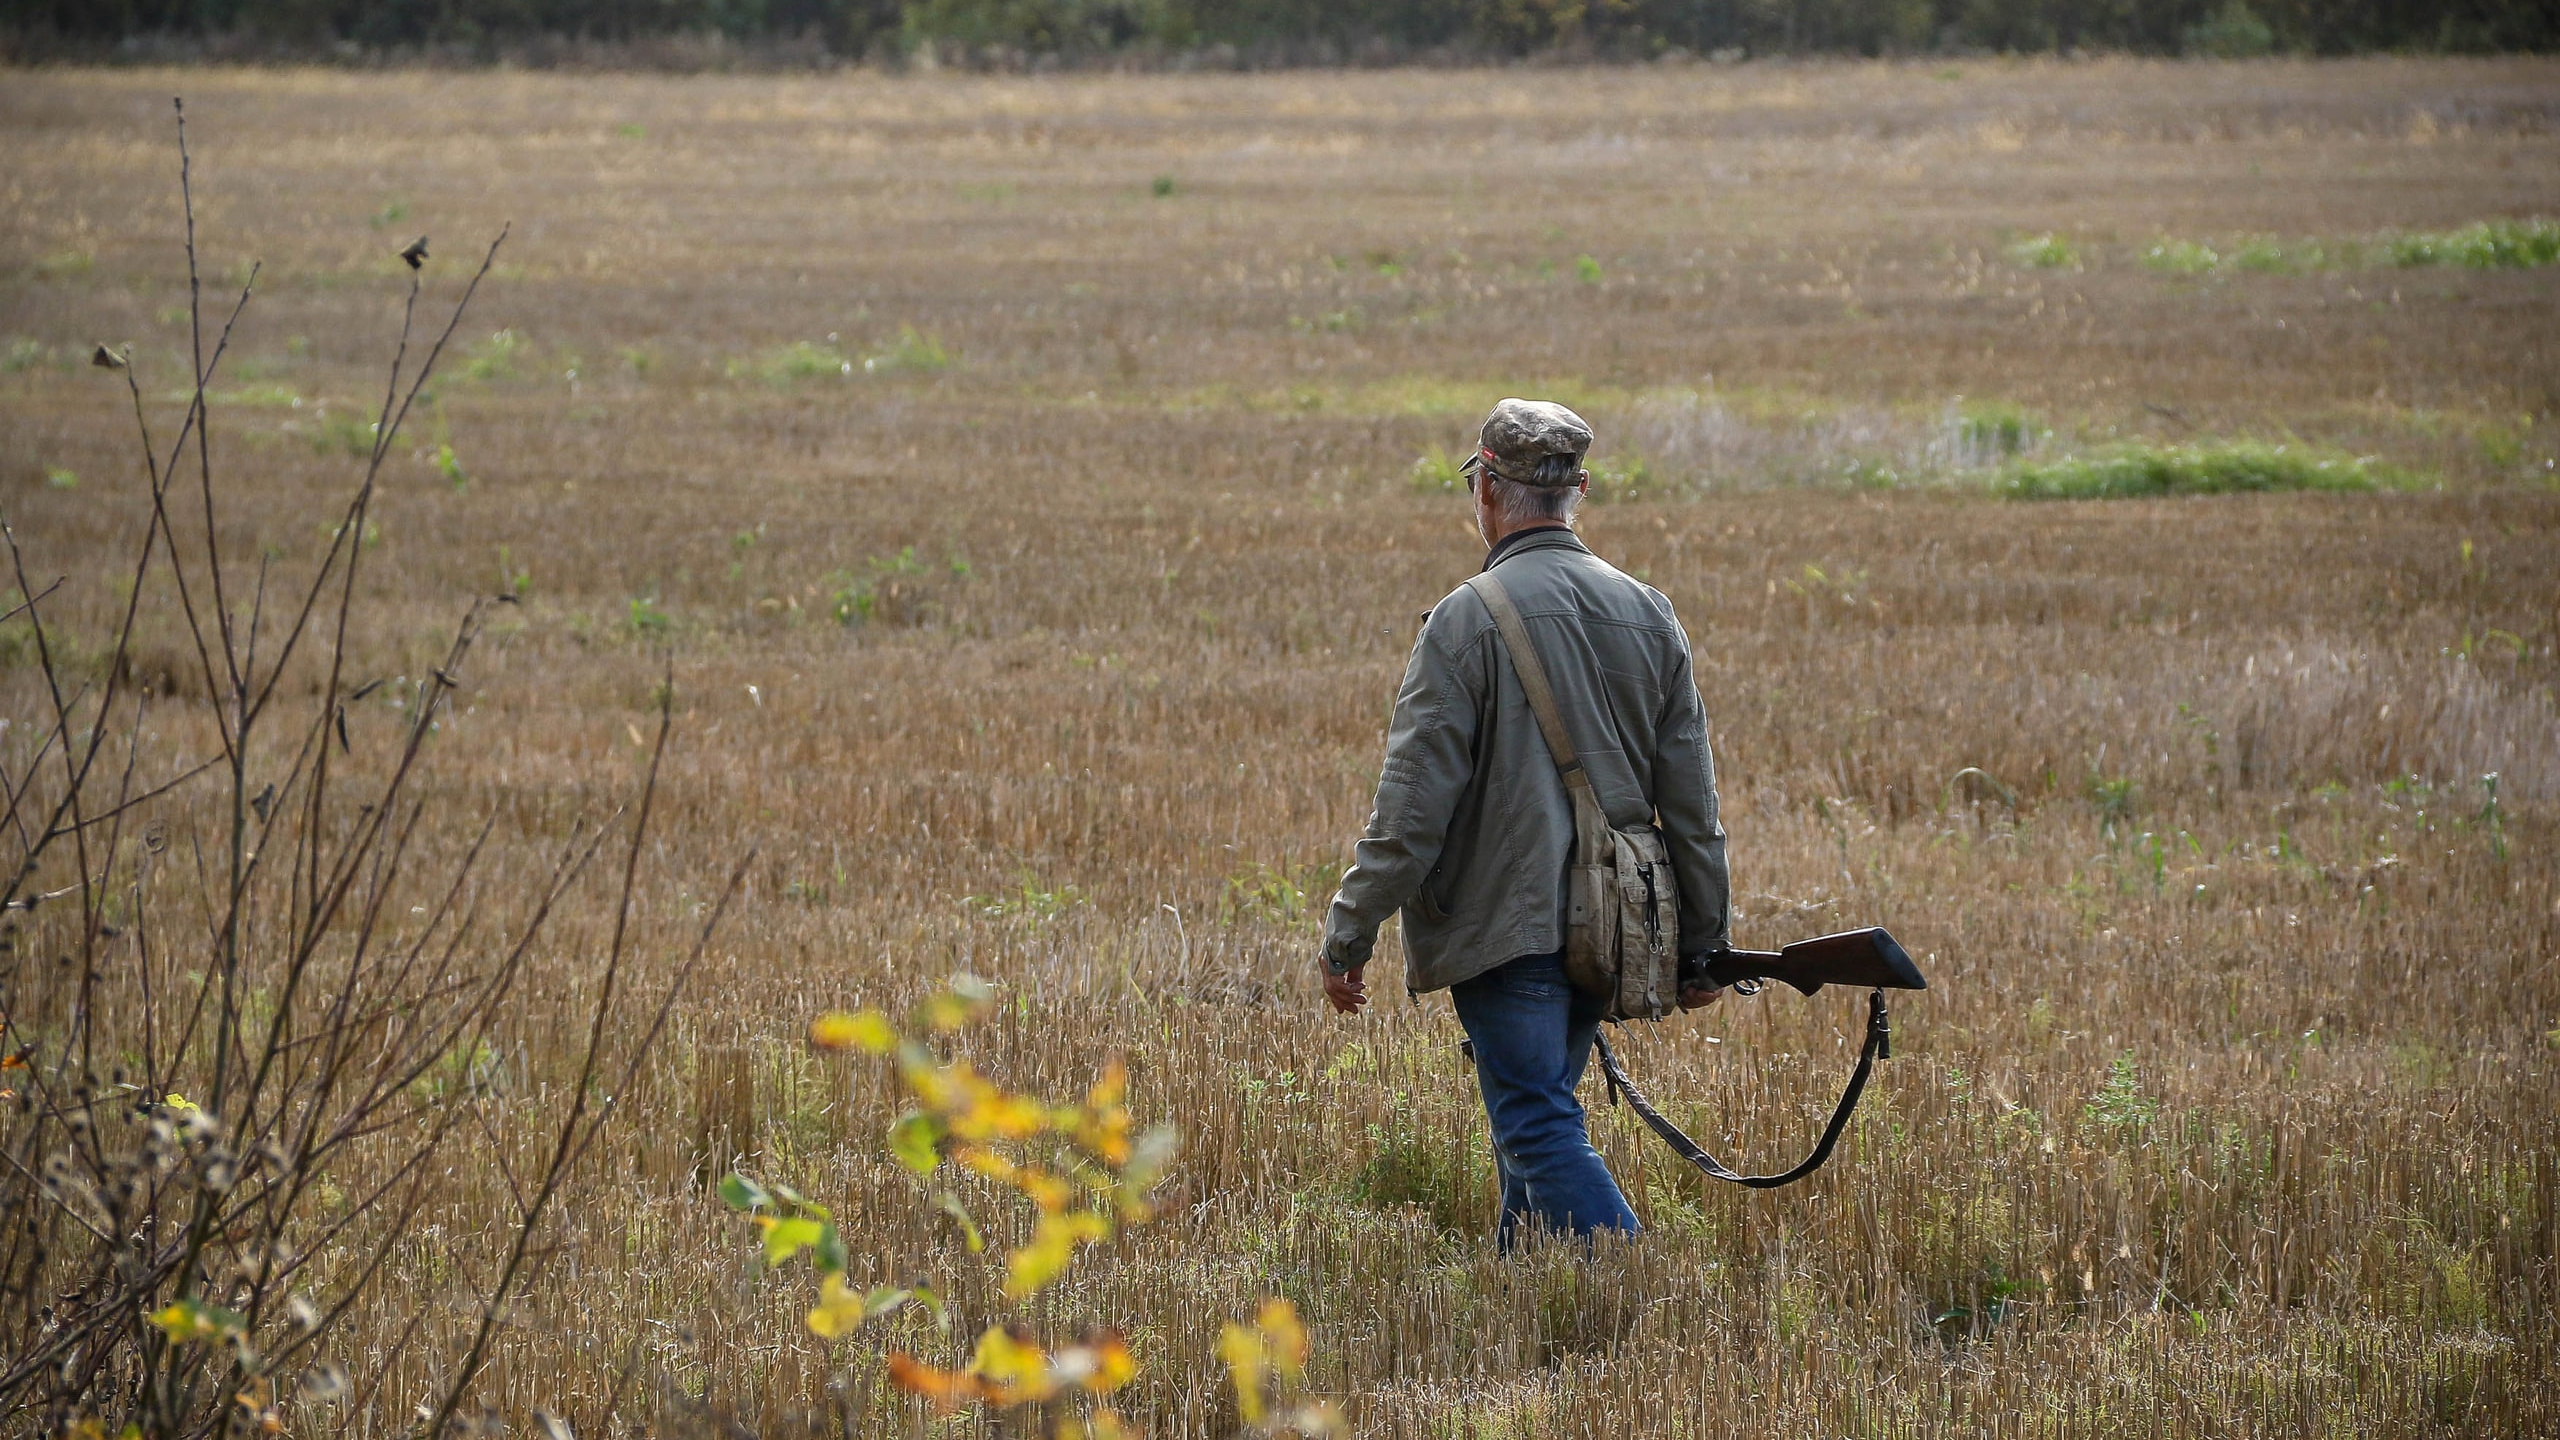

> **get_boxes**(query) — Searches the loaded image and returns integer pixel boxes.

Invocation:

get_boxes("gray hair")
[1484,453,1585,525]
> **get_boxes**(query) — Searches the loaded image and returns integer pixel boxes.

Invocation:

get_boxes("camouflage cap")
[1460,398,1594,487]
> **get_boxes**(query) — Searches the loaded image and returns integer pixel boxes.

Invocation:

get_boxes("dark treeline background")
[4,0,2552,66]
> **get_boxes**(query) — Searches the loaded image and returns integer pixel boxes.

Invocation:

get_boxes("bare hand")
[1678,982,1724,1012]
[1323,961,1369,1015]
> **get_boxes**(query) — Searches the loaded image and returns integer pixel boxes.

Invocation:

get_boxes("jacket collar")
[1483,526,1591,571]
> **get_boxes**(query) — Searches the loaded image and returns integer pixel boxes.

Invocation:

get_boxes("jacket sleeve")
[1653,628,1732,954]
[1320,603,1483,972]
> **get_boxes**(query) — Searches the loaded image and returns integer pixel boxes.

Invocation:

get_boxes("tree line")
[6,0,2551,64]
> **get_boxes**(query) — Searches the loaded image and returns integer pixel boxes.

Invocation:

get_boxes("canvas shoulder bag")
[1462,570,1681,1023]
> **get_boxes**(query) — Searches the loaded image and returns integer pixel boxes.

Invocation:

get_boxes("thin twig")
[421,674,690,1439]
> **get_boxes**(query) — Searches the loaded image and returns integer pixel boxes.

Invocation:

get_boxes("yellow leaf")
[1057,1099,1133,1165]
[1020,1170,1077,1214]
[982,1092,1052,1139]
[918,982,993,1032]
[1077,1334,1137,1394]
[1003,1211,1111,1300]
[888,1111,944,1175]
[1086,1056,1125,1111]
[809,1008,894,1054]
[970,1324,1058,1404]
[1113,1124,1179,1221]
[927,1064,1051,1141]
[934,1191,985,1252]
[962,1147,1077,1213]
[761,1215,825,1267]
[887,1353,983,1412]
[233,1374,278,1430]
[806,1273,867,1340]
[1077,1412,1137,1440]
[1218,1321,1270,1424]
[148,1299,243,1344]
[957,1144,1017,1184]
[1257,1298,1310,1383]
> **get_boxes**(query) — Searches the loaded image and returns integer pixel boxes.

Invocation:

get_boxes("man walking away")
[1319,398,1731,1250]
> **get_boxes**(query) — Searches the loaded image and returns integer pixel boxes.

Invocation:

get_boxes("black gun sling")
[1592,989,1891,1188]
[1466,569,1895,1188]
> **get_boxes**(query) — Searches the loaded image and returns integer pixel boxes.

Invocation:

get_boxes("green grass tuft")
[1995,441,2410,500]
[2135,219,2557,279]
[2007,233,2077,269]
[462,329,526,382]
[627,595,673,637]
[730,328,952,384]
[864,325,952,374]
[1955,400,2041,457]
[2143,238,2220,275]
[764,340,856,381]
[1583,451,1658,501]
[2385,218,2560,269]
[1407,447,1465,494]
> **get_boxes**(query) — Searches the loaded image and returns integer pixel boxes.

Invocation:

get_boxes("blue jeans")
[1450,950,1641,1250]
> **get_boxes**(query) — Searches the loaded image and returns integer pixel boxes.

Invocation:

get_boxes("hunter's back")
[1319,527,1729,993]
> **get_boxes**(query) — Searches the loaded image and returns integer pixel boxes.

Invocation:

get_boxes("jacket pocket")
[1414,868,1453,922]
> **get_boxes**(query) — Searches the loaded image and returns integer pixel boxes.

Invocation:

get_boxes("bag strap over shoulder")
[1463,571,1608,853]
[1463,571,1580,779]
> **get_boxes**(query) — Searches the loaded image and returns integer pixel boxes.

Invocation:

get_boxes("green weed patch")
[1407,446,1465,494]
[461,328,526,382]
[1951,400,2042,458]
[863,324,951,374]
[2139,219,2555,279]
[2006,233,2078,269]
[1995,441,2410,499]
[1583,451,1660,501]
[2385,218,2560,269]
[2142,238,2220,275]
[729,327,951,385]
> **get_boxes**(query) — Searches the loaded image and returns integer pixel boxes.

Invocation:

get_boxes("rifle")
[1592,927,1929,1189]
[1696,926,1929,998]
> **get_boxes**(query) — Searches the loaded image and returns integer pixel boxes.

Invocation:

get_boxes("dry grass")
[4,56,2557,1437]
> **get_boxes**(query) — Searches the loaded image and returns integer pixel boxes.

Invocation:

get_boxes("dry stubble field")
[4,56,2559,1437]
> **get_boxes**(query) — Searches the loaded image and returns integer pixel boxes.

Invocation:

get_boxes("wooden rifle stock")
[1698,926,1929,997]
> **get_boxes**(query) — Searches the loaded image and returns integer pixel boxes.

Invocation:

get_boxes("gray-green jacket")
[1321,529,1731,993]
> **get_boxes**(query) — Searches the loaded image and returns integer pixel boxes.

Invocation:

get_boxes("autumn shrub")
[1,104,739,1440]
[717,977,1340,1438]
